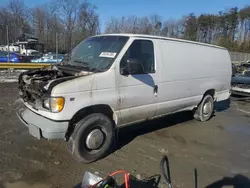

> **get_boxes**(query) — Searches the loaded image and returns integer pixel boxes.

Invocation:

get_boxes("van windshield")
[67,36,129,71]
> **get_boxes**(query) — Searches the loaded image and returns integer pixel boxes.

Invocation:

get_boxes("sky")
[4,0,250,31]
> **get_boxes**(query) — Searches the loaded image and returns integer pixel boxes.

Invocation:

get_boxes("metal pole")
[56,32,58,63]
[55,13,58,64]
[6,25,10,62]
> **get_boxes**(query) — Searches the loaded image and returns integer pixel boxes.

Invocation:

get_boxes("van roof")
[95,33,227,50]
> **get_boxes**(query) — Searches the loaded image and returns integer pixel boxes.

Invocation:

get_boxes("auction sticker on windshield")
[99,52,117,58]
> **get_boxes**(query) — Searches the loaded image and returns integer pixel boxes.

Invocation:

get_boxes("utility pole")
[6,25,10,62]
[55,14,58,63]
[56,32,58,63]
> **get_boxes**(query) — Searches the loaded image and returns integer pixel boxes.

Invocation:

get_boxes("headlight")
[43,97,65,113]
[50,97,65,112]
[43,98,50,109]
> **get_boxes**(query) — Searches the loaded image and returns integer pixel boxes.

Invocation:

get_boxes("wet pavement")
[0,83,250,188]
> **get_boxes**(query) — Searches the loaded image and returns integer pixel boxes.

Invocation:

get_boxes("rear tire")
[67,113,114,163]
[193,94,214,122]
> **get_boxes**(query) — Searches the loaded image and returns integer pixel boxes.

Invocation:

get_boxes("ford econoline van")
[16,34,232,163]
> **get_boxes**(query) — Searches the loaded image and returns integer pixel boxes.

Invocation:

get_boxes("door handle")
[154,85,158,94]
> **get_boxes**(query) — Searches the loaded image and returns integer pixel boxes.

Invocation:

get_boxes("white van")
[16,34,232,163]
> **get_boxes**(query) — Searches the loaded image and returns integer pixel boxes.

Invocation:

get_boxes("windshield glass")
[68,36,129,71]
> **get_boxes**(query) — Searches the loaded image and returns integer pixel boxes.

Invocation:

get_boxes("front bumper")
[16,106,69,140]
[231,87,250,97]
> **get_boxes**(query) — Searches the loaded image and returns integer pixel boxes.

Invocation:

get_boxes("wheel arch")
[204,89,216,99]
[194,89,216,110]
[193,89,215,122]
[65,104,117,140]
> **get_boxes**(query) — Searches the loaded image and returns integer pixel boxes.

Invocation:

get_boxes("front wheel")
[193,94,214,122]
[68,113,115,163]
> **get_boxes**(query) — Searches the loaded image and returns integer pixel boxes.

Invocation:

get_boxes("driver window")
[120,39,155,74]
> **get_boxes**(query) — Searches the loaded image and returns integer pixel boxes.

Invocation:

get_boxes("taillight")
[19,56,23,60]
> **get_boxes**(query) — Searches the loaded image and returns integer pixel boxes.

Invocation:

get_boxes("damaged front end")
[16,64,93,140]
[18,65,91,109]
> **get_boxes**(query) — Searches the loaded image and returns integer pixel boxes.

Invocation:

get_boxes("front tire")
[193,94,214,122]
[68,113,114,163]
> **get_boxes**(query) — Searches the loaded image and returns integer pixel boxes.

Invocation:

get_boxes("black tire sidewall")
[71,113,114,163]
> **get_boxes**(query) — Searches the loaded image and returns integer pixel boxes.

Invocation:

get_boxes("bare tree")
[77,1,99,40]
[105,17,121,33]
[138,16,152,34]
[150,14,162,35]
[0,9,12,44]
[58,0,79,50]
[105,15,161,35]
[30,6,47,43]
[1,0,31,42]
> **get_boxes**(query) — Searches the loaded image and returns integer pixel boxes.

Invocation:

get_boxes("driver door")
[116,39,159,125]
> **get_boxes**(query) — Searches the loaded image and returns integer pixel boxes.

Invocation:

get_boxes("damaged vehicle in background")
[231,70,250,97]
[234,60,250,74]
[16,34,232,163]
[231,60,250,97]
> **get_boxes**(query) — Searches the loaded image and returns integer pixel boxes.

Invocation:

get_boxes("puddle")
[225,124,250,135]
[4,181,51,188]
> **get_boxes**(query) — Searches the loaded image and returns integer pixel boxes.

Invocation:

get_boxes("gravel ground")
[0,83,250,188]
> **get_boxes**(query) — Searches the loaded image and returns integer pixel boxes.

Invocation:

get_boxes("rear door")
[116,38,159,125]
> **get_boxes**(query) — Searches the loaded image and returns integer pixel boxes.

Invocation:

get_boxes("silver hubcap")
[203,101,212,116]
[86,129,105,150]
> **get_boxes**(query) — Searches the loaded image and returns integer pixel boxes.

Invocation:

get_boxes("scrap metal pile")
[231,60,250,98]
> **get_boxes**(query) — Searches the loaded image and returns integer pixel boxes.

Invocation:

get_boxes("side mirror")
[121,58,144,75]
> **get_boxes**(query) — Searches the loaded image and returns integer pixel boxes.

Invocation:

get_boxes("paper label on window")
[99,52,117,58]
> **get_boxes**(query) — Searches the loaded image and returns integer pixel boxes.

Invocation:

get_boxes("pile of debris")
[231,60,250,98]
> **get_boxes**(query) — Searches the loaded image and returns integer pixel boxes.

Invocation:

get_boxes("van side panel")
[156,40,231,116]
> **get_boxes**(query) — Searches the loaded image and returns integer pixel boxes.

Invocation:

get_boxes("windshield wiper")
[72,60,93,70]
[73,61,105,72]
[90,67,105,72]
[73,60,90,67]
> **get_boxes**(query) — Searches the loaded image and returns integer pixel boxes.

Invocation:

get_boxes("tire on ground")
[193,94,214,122]
[67,113,115,163]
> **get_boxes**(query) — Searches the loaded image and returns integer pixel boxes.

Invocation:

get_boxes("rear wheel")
[193,94,214,122]
[67,113,114,163]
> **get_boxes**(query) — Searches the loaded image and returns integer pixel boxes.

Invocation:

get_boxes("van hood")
[18,65,93,104]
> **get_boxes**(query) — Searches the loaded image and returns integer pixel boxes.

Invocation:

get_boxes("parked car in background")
[31,54,64,63]
[0,51,30,63]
